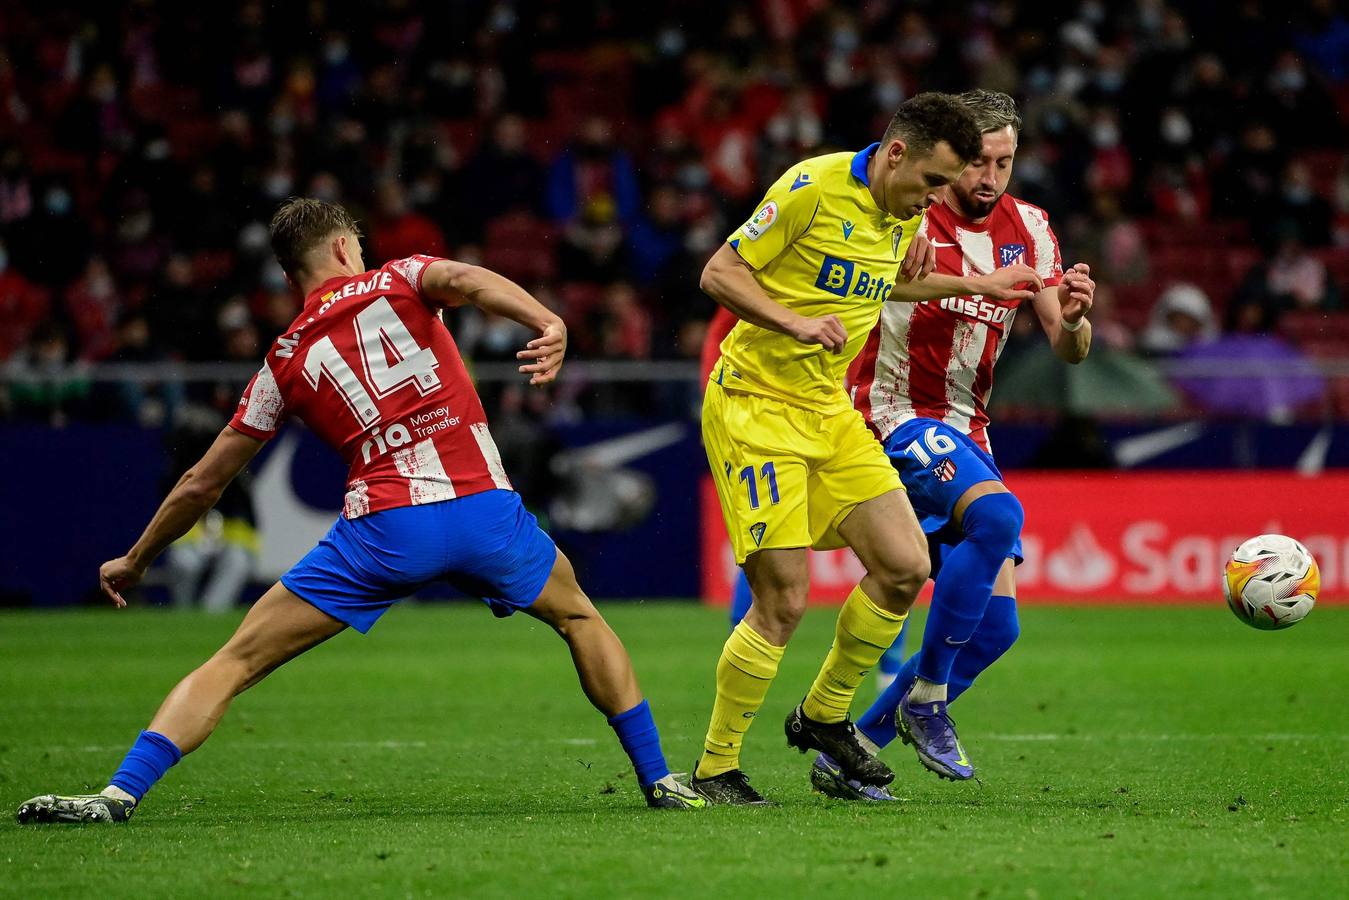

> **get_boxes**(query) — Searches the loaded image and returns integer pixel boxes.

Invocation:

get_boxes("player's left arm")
[889,265,1043,304]
[99,427,265,607]
[420,260,567,385]
[1032,262,1094,363]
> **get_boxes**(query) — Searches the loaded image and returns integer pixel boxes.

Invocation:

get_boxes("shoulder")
[386,255,441,293]
[769,151,854,195]
[1002,195,1055,234]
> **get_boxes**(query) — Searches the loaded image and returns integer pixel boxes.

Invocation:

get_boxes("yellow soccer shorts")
[702,380,903,564]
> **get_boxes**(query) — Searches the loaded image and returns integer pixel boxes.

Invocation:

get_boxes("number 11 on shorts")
[737,462,780,510]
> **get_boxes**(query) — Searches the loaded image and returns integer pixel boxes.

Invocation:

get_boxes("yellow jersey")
[716,143,922,413]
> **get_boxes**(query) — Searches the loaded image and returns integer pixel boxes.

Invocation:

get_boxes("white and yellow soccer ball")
[1223,534,1320,630]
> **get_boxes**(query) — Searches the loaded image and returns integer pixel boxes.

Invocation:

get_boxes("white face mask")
[1161,111,1192,145]
[323,40,348,65]
[1092,121,1121,148]
[875,79,904,110]
[45,187,72,216]
[1271,66,1306,93]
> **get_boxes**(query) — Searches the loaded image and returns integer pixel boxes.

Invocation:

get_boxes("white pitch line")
[54,738,606,754]
[43,733,1345,756]
[984,733,1349,743]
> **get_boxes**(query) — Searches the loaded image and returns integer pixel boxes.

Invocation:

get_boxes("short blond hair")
[269,197,363,277]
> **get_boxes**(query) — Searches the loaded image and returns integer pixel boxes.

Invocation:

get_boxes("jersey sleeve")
[387,254,450,302]
[1014,202,1064,289]
[228,361,287,441]
[726,164,821,270]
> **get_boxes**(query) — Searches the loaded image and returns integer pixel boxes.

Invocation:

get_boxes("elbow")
[443,261,484,297]
[698,262,719,298]
[179,469,225,507]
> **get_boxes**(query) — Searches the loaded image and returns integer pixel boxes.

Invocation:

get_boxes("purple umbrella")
[1169,335,1327,418]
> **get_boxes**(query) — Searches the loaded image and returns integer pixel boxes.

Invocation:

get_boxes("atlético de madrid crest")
[999,243,1026,266]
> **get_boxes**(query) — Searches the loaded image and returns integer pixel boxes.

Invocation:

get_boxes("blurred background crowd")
[1,0,1347,427]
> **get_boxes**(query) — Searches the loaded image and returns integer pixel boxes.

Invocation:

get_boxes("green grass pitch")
[2,602,1346,898]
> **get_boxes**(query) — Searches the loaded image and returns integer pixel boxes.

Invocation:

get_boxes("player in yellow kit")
[692,93,1043,804]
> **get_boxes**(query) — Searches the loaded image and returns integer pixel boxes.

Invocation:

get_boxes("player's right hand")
[790,314,848,353]
[98,556,144,608]
[977,263,1044,301]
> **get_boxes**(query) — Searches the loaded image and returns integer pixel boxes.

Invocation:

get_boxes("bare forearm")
[700,261,798,335]
[453,266,561,332]
[126,471,224,569]
[888,272,983,303]
[1053,320,1092,363]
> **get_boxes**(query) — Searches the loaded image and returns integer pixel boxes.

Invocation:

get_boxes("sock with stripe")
[696,621,784,779]
[801,584,907,724]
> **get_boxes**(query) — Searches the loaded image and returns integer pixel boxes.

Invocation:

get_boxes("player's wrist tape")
[1060,315,1086,332]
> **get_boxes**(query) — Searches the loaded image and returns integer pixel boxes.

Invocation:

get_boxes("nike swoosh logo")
[943,637,969,647]
[930,240,957,247]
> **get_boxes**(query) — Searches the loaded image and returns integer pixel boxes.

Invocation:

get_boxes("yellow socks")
[802,584,907,724]
[696,621,785,779]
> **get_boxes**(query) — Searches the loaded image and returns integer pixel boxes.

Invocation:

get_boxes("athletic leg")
[526,548,702,809]
[526,549,643,717]
[692,547,804,798]
[858,558,1017,748]
[145,582,346,753]
[948,562,1020,703]
[787,489,927,790]
[909,482,1023,702]
[728,569,753,629]
[18,583,346,823]
[800,488,928,724]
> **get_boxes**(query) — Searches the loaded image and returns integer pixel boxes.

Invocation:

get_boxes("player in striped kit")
[811,91,1096,799]
[17,198,703,823]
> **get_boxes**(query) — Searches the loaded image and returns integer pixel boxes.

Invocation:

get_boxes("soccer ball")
[1223,534,1320,630]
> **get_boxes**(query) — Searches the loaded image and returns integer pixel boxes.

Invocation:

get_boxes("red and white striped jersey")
[229,255,512,519]
[849,194,1063,453]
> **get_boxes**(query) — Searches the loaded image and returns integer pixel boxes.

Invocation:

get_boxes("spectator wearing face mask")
[1139,282,1219,356]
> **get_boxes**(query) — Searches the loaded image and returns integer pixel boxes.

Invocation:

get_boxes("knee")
[745,583,808,643]
[963,492,1024,552]
[869,541,931,607]
[540,595,603,642]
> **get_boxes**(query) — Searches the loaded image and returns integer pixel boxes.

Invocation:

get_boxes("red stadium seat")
[482,212,557,282]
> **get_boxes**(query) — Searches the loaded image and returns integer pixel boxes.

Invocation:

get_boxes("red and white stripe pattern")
[230,255,513,518]
[850,195,1062,453]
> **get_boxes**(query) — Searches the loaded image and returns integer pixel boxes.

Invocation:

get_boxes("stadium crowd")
[1,0,1348,423]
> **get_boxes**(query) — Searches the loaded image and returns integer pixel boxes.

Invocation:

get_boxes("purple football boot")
[897,689,975,781]
[809,754,900,802]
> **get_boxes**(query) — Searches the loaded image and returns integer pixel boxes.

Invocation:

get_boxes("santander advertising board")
[700,472,1349,604]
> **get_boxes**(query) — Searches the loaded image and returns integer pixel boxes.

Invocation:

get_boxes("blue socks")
[858,594,1020,748]
[607,699,670,786]
[109,730,182,802]
[729,570,753,629]
[948,595,1019,703]
[914,493,1022,686]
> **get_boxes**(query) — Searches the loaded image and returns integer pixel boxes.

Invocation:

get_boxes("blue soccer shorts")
[882,418,1024,566]
[281,489,558,633]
